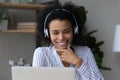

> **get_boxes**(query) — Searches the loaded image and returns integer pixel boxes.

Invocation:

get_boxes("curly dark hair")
[36,2,87,47]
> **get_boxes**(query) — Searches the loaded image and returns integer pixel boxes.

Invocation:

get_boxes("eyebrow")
[64,28,72,31]
[51,28,72,32]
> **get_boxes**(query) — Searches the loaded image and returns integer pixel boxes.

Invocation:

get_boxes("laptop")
[11,66,75,80]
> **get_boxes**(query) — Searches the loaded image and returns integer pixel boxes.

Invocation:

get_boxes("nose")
[58,33,65,40]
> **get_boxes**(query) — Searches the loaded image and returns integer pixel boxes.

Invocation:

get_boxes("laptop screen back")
[11,66,75,80]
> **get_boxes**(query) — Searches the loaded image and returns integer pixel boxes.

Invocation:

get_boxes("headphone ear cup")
[44,29,49,38]
[74,25,78,35]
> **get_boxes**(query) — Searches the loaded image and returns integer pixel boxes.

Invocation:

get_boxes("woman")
[32,2,104,80]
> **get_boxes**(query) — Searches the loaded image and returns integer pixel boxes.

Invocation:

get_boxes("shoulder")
[73,45,92,56]
[73,45,90,51]
[34,46,53,55]
[35,47,49,52]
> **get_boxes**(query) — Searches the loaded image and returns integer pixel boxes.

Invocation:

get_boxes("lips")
[58,42,66,46]
[55,41,68,49]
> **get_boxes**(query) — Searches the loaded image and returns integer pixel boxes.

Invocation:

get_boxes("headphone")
[44,8,79,38]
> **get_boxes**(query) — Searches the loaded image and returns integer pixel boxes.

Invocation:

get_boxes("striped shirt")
[32,45,104,80]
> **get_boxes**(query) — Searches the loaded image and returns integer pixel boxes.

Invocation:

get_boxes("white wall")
[60,0,120,80]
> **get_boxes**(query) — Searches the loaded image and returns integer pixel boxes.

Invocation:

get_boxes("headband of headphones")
[44,8,79,38]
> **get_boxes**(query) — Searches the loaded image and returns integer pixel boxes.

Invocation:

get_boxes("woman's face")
[49,19,73,49]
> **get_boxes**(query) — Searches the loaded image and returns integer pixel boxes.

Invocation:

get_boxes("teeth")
[58,42,66,46]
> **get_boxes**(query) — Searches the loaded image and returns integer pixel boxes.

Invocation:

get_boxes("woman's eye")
[64,30,71,33]
[52,32,59,35]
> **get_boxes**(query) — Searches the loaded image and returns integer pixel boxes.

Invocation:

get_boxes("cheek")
[50,34,56,42]
[68,32,73,41]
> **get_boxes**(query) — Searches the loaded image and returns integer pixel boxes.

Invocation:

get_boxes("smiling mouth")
[59,42,66,46]
[56,41,68,48]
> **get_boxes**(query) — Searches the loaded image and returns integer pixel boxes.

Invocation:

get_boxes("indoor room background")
[0,0,120,80]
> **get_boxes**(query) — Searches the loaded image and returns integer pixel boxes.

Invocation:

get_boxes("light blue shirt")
[32,45,104,80]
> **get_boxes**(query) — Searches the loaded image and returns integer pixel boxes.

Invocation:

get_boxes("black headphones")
[44,9,79,38]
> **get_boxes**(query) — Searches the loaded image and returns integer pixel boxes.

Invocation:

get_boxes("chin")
[60,47,67,49]
[54,43,70,49]
[56,46,68,49]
